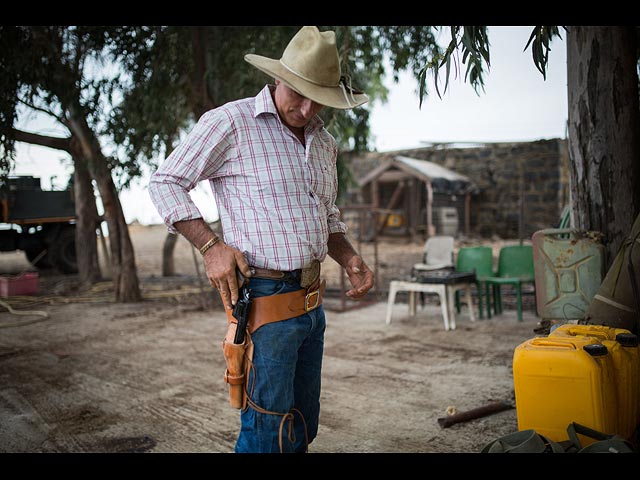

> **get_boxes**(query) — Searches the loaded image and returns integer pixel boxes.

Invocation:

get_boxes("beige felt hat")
[244,26,369,110]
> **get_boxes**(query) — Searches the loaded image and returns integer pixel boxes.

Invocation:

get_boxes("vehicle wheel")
[49,227,78,274]
[25,247,54,269]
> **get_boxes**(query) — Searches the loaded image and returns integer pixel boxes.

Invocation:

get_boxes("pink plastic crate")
[0,272,39,296]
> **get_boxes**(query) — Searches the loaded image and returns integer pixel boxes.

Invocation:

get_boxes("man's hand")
[203,242,252,309]
[172,218,253,309]
[327,232,374,300]
[344,255,374,299]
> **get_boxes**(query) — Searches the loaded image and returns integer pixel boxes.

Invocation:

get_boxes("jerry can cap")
[583,344,608,356]
[616,332,639,347]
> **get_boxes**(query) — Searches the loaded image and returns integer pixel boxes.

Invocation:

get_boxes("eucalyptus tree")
[0,26,141,301]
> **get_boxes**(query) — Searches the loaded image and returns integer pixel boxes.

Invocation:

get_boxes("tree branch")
[17,98,67,125]
[11,128,72,152]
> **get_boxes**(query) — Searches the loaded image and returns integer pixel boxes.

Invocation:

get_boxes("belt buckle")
[301,260,320,288]
[304,289,320,311]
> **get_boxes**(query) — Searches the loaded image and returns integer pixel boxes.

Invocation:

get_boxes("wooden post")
[426,180,434,237]
[465,192,471,236]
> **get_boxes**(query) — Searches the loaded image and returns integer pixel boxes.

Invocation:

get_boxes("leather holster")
[220,272,324,410]
[221,321,254,410]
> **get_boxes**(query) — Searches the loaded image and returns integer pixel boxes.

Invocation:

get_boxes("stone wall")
[344,138,570,239]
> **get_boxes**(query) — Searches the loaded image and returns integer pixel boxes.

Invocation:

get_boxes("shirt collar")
[254,84,325,134]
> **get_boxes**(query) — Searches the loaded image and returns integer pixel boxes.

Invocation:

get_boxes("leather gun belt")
[225,279,326,334]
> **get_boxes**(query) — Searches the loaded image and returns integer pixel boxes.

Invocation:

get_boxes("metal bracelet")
[199,236,220,255]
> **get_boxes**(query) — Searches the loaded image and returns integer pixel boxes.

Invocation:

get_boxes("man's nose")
[300,99,316,119]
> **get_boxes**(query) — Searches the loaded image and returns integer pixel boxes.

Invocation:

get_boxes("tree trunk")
[190,26,215,118]
[66,108,141,302]
[91,163,141,302]
[71,148,102,284]
[162,233,178,276]
[566,26,640,268]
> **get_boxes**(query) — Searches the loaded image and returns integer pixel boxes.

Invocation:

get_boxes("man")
[149,26,374,453]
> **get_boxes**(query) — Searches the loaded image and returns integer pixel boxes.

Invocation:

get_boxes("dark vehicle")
[0,176,77,274]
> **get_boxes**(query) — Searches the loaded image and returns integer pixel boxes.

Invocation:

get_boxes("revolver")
[232,282,252,344]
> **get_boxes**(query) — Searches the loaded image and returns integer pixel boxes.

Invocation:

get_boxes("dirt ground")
[0,224,543,454]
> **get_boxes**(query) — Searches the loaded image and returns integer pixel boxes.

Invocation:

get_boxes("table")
[385,270,477,331]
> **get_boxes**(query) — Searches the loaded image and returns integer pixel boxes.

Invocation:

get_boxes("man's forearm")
[173,218,220,251]
[327,232,359,267]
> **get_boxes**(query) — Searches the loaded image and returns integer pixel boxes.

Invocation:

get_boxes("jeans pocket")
[248,278,288,298]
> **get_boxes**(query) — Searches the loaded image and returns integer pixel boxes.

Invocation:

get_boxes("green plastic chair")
[455,246,495,319]
[485,245,535,322]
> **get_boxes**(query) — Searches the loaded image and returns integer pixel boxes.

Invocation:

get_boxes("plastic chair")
[386,271,476,330]
[412,235,455,309]
[412,235,454,272]
[455,246,495,319]
[485,245,535,322]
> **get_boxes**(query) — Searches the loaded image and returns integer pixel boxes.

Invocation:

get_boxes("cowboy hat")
[244,26,369,110]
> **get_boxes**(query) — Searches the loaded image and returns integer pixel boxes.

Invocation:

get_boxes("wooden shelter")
[358,156,479,241]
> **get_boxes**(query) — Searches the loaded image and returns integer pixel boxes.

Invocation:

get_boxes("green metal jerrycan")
[532,228,605,321]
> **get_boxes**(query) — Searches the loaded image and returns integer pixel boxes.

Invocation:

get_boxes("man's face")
[274,81,324,129]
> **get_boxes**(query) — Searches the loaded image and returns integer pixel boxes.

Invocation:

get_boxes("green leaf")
[444,53,452,95]
[418,67,427,107]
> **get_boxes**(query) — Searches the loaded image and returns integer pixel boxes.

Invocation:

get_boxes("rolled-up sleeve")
[326,156,347,235]
[327,203,348,235]
[148,110,234,233]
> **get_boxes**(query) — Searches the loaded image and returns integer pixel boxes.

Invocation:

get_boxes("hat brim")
[245,54,369,110]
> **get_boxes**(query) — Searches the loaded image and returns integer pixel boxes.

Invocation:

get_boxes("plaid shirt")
[149,85,347,271]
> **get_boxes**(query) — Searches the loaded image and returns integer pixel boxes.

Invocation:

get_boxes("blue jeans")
[234,276,326,453]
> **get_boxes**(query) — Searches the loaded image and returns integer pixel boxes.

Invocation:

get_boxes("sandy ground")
[0,224,543,454]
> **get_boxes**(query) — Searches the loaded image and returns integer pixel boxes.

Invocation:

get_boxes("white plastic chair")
[412,235,455,272]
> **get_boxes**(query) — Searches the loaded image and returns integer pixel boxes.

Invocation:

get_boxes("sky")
[11,26,568,226]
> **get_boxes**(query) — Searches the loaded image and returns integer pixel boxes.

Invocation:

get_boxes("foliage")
[2,25,444,205]
[10,26,580,205]
[108,26,302,178]
[106,26,192,187]
[0,25,576,203]
[0,26,123,188]
[107,26,442,198]
[419,26,565,106]
[524,26,564,80]
[326,26,441,152]
[0,27,25,187]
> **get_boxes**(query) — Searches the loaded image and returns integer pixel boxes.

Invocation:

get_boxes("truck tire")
[49,227,78,274]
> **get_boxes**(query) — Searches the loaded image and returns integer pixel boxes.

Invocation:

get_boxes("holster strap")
[223,370,245,386]
[225,279,326,334]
